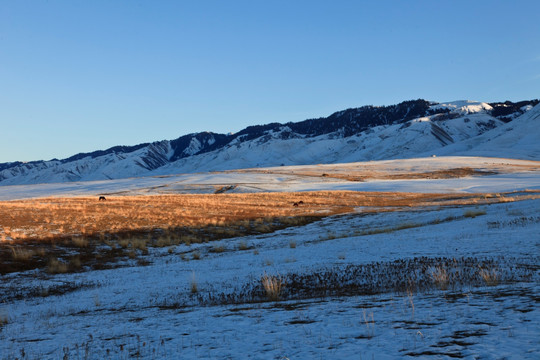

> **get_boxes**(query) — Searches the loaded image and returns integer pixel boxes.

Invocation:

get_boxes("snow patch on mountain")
[150,110,507,175]
[0,99,538,186]
[184,137,203,156]
[433,101,540,159]
[430,100,493,114]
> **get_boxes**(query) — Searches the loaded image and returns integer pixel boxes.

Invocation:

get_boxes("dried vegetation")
[181,256,535,307]
[0,190,538,275]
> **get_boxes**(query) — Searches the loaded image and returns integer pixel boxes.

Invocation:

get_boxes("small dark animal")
[99,196,106,201]
[298,201,304,205]
[293,202,299,207]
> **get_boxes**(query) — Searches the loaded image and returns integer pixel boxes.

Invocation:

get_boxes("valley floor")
[1,156,539,200]
[0,156,539,359]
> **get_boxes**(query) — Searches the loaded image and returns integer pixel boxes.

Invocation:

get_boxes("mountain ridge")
[1,98,538,185]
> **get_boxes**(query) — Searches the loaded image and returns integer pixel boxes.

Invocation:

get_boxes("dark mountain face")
[169,132,232,162]
[0,99,537,177]
[0,162,23,172]
[286,99,432,137]
[165,99,434,161]
[489,100,540,122]
[62,144,150,163]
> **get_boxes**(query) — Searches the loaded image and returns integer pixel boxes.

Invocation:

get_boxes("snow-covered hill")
[433,100,540,159]
[0,99,538,185]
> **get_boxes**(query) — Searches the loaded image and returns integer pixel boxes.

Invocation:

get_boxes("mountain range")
[1,99,538,186]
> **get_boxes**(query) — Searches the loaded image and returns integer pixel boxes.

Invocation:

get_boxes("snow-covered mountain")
[1,99,538,186]
[433,101,540,159]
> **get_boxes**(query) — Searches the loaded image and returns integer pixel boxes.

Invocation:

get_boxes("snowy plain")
[1,156,539,201]
[0,194,538,359]
[0,153,539,359]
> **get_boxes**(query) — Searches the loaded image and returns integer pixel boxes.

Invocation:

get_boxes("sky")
[0,0,539,163]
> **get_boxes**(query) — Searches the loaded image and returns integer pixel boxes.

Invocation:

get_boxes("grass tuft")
[71,237,89,248]
[479,267,499,286]
[429,266,449,290]
[464,209,487,218]
[9,246,34,261]
[47,258,69,274]
[261,273,284,301]
[0,309,9,328]
[210,245,225,253]
[361,309,375,339]
[190,272,198,294]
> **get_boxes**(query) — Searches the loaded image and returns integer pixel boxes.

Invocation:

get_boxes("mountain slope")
[433,101,540,159]
[0,99,538,186]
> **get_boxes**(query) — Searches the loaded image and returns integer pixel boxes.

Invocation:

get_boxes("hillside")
[0,99,538,185]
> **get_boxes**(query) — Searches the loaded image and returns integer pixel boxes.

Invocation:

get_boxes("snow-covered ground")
[0,197,538,359]
[1,156,539,200]
[0,157,539,359]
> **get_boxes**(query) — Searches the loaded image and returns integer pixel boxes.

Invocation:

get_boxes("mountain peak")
[1,99,538,185]
[430,100,493,114]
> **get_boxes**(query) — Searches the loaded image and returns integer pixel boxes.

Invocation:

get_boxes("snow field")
[1,156,539,201]
[1,197,538,359]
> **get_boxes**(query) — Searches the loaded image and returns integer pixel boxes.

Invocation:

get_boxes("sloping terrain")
[0,99,537,185]
[1,156,538,200]
[0,153,539,359]
[435,100,540,159]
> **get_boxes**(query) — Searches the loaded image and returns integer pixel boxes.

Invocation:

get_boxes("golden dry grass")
[0,190,538,242]
[479,267,499,286]
[8,246,35,261]
[261,273,284,301]
[429,266,449,290]
[244,163,540,181]
[47,258,69,274]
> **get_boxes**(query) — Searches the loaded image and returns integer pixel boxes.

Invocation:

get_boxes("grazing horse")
[99,196,106,201]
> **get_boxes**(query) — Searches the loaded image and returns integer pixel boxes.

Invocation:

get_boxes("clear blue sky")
[1,0,539,163]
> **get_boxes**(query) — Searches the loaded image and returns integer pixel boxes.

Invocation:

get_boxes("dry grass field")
[243,161,540,182]
[1,190,539,274]
[3,190,538,242]
[250,166,501,182]
[1,187,539,358]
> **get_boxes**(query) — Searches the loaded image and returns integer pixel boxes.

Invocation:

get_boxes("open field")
[248,156,540,181]
[3,190,538,242]
[2,190,538,275]
[1,156,539,201]
[0,157,539,359]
